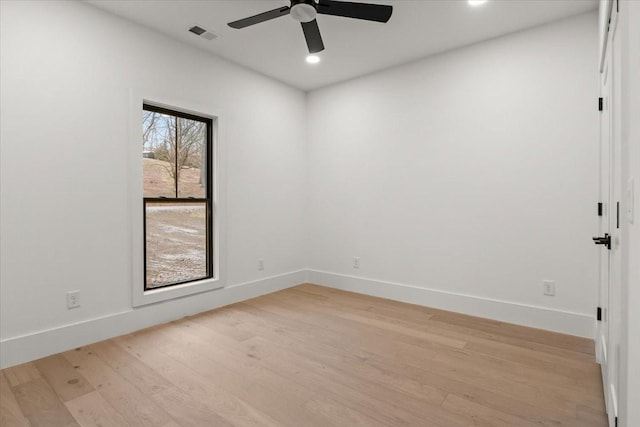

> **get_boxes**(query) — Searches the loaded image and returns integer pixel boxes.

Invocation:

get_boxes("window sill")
[133,277,224,307]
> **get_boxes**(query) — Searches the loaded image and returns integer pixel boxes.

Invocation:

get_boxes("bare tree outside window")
[143,111,207,198]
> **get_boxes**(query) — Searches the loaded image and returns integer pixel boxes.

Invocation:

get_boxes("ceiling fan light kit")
[228,0,393,54]
[290,0,318,23]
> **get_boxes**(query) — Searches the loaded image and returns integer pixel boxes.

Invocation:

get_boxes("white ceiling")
[87,0,597,91]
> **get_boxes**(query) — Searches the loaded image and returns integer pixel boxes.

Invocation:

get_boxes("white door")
[597,6,622,426]
[597,41,611,388]
[608,4,622,425]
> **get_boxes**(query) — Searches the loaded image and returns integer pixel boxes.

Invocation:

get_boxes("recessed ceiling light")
[306,55,320,64]
[468,0,488,6]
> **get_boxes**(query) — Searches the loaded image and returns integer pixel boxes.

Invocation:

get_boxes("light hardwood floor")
[1,284,607,427]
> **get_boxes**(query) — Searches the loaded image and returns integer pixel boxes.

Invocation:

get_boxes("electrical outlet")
[543,280,555,296]
[67,291,80,309]
[353,257,360,269]
[258,258,264,271]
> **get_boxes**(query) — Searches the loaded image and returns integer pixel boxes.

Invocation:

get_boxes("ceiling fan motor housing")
[290,0,318,23]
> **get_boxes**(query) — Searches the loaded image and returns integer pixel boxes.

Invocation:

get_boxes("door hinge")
[599,97,603,111]
[617,201,620,228]
[597,307,602,321]
[598,202,603,216]
[615,416,618,427]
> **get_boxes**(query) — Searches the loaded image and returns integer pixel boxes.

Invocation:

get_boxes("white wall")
[619,1,640,424]
[0,1,602,368]
[307,12,599,337]
[0,0,308,367]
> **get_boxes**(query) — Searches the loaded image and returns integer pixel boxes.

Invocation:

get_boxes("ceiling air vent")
[189,25,218,41]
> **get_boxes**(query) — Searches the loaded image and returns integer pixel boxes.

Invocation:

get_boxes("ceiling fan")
[227,0,393,54]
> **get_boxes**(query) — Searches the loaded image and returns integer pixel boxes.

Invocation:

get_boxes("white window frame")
[129,91,226,307]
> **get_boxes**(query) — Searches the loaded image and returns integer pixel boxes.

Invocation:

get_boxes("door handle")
[592,233,611,250]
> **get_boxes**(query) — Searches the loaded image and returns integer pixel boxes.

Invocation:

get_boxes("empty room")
[0,0,638,426]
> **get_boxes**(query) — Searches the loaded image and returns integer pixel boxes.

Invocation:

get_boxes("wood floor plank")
[303,396,390,427]
[430,310,594,355]
[220,302,580,423]
[299,282,596,361]
[464,337,600,378]
[62,346,175,427]
[241,335,469,427]
[294,286,597,363]
[426,315,598,363]
[238,297,458,360]
[290,284,434,321]
[249,288,601,413]
[185,314,454,425]
[165,318,320,404]
[115,333,282,427]
[138,321,335,427]
[11,377,79,427]
[236,302,574,420]
[33,355,94,402]
[441,393,542,427]
[270,290,468,348]
[151,386,235,427]
[0,372,30,427]
[88,340,174,397]
[199,303,449,407]
[64,391,131,427]
[240,293,600,424]
[241,308,572,419]
[189,305,461,426]
[296,283,440,318]
[576,404,609,427]
[3,363,41,387]
[366,355,576,426]
[1,284,606,427]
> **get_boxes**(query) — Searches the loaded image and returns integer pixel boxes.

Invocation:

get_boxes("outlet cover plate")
[543,280,555,296]
[67,291,80,309]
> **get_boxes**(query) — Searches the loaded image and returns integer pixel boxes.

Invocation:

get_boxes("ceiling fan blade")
[317,0,392,23]
[301,19,325,54]
[228,6,291,29]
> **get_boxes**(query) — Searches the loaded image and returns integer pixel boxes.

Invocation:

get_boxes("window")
[142,104,213,290]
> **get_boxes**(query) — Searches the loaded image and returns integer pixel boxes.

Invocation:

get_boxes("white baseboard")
[1,268,595,368]
[0,270,307,369]
[307,270,595,339]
